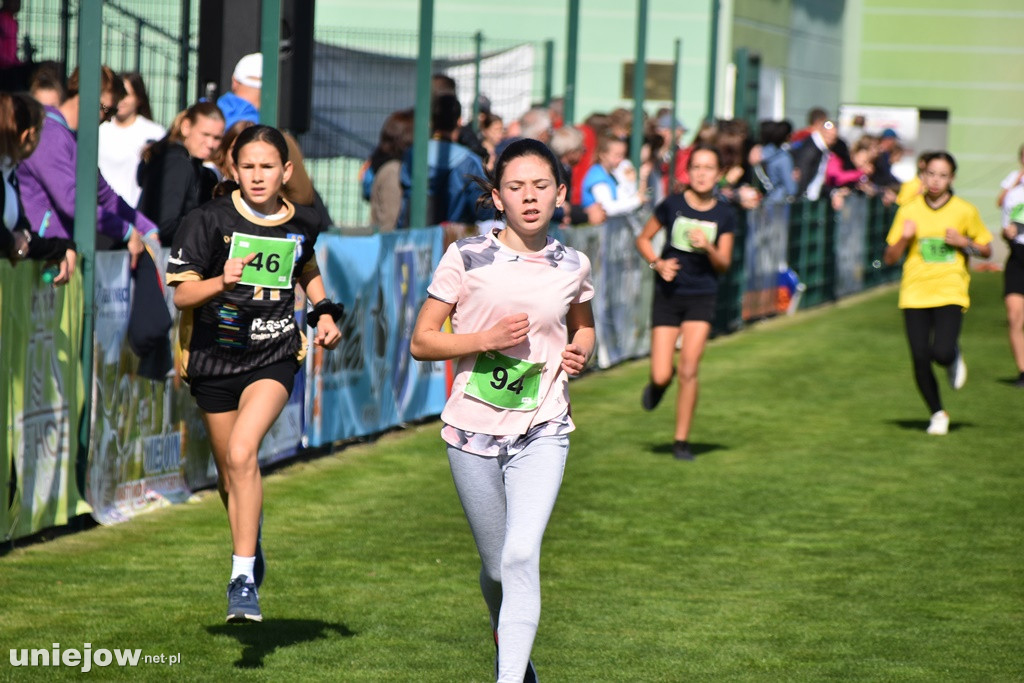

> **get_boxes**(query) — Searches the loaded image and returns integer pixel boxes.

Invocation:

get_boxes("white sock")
[231,555,256,583]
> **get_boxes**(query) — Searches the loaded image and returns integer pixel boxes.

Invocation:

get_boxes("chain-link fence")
[298,27,544,227]
[19,0,196,128]
[13,3,546,228]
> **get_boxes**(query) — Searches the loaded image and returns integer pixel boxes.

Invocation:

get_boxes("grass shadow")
[996,377,1024,387]
[651,442,727,457]
[206,618,356,668]
[887,419,974,433]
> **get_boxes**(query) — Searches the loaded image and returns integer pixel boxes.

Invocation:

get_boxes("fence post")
[178,0,191,112]
[134,20,143,73]
[670,37,682,183]
[564,0,580,125]
[630,0,648,174]
[472,31,482,133]
[543,39,554,107]
[60,1,71,79]
[75,0,102,495]
[410,0,435,229]
[260,0,281,127]
[705,0,720,123]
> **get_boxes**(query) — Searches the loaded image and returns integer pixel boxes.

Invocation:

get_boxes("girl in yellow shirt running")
[883,151,993,435]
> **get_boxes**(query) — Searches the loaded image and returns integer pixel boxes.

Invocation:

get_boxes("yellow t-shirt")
[896,177,922,206]
[886,194,992,310]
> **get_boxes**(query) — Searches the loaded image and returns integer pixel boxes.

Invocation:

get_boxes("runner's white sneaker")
[947,348,967,390]
[926,410,949,435]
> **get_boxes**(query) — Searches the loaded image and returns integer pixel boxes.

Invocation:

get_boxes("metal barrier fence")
[716,194,901,335]
[19,0,195,129]
[297,27,545,227]
[2,192,902,541]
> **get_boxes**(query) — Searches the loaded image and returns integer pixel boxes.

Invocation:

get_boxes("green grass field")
[1,272,1022,682]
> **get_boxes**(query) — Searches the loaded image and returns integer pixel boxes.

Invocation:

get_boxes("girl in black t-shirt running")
[634,145,737,461]
[167,125,342,623]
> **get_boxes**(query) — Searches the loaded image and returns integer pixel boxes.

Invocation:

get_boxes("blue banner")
[559,217,652,368]
[306,229,448,445]
[834,194,868,298]
[742,202,791,319]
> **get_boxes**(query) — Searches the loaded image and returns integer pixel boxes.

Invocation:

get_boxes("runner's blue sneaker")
[226,576,262,623]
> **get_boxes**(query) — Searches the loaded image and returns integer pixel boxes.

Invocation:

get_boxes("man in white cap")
[217,52,262,129]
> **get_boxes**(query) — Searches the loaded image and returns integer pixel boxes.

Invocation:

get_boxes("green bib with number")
[228,233,297,288]
[464,351,544,411]
[918,237,956,264]
[670,216,718,252]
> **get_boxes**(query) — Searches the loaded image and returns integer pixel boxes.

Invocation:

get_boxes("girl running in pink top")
[411,138,596,682]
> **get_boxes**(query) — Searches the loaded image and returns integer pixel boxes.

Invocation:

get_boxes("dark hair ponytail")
[473,138,564,220]
[232,124,289,166]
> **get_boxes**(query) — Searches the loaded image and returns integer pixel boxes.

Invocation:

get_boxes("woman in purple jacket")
[17,65,158,267]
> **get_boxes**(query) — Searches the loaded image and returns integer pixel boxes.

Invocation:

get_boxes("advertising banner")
[834,193,868,298]
[560,217,652,369]
[86,252,190,524]
[742,202,791,320]
[306,229,447,445]
[1,260,89,540]
[85,251,308,513]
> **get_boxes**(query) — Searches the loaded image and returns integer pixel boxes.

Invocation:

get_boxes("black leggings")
[903,306,962,414]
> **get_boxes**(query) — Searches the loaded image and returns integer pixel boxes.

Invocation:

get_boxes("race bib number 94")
[229,233,297,288]
[464,351,544,411]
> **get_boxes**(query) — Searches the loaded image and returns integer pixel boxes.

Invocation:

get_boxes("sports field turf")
[1,271,1021,682]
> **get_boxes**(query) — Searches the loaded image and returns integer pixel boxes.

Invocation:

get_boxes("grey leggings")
[447,435,569,683]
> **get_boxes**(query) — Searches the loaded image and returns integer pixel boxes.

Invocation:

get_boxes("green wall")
[731,0,847,126]
[850,0,1024,231]
[313,0,715,132]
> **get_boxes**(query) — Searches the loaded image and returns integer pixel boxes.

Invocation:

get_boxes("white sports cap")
[232,53,262,89]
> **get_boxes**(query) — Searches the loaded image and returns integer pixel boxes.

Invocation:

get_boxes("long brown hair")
[210,119,255,180]
[0,92,44,162]
[141,101,224,163]
[121,72,154,120]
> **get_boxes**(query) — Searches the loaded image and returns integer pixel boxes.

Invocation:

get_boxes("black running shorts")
[1005,250,1024,296]
[651,291,717,327]
[189,359,300,413]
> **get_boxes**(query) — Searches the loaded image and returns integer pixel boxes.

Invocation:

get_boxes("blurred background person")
[550,124,604,226]
[399,93,485,228]
[1,91,76,283]
[209,119,255,183]
[754,119,797,205]
[137,101,224,247]
[581,134,646,219]
[479,111,504,172]
[793,118,837,202]
[367,108,413,232]
[28,62,63,107]
[98,72,164,207]
[17,65,157,263]
[216,52,261,129]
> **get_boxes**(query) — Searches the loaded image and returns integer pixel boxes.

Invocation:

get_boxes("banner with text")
[86,253,190,524]
[558,217,653,368]
[305,230,448,445]
[0,260,90,540]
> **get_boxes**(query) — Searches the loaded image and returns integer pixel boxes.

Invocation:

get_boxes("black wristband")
[307,299,345,328]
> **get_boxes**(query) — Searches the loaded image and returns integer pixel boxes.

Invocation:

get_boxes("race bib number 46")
[228,233,297,288]
[918,237,956,264]
[464,351,544,411]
